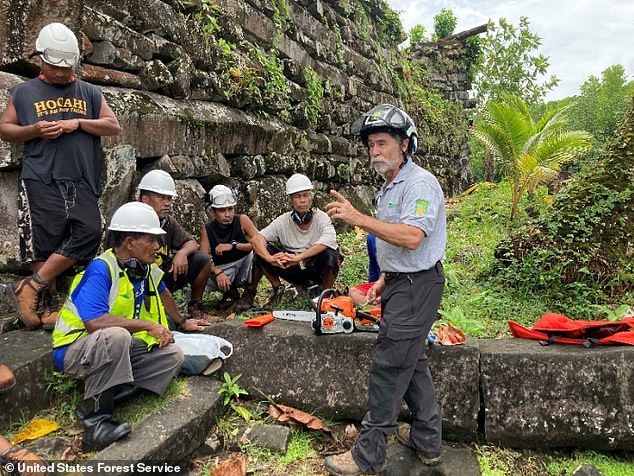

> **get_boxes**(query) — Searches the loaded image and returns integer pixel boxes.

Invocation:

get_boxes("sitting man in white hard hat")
[235,173,341,312]
[137,169,214,321]
[0,22,121,331]
[200,185,261,311]
[52,202,192,452]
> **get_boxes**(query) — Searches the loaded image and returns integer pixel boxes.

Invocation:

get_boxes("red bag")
[509,313,634,347]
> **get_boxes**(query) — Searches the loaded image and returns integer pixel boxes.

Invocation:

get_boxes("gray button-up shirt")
[375,159,446,272]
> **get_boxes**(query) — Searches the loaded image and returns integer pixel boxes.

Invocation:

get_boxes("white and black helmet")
[350,104,418,154]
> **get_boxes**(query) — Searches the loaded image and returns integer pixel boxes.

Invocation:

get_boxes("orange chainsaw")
[311,288,381,335]
[244,288,381,334]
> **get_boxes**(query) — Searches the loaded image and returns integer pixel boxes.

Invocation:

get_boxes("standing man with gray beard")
[324,104,446,475]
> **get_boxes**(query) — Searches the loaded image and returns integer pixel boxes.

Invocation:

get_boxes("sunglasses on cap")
[38,48,79,67]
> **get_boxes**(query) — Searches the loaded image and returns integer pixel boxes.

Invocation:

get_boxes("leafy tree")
[567,65,634,147]
[409,24,427,46]
[433,8,457,39]
[473,95,592,219]
[473,17,559,106]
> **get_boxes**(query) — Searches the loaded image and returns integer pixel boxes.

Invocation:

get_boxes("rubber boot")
[75,384,141,421]
[81,388,131,452]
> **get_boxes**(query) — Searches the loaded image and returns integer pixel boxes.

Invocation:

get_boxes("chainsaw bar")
[272,310,315,322]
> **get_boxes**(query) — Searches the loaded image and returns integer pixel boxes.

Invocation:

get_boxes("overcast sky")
[387,0,634,101]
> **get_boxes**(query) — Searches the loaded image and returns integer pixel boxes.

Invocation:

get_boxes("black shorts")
[18,179,102,264]
[255,243,341,286]
[161,250,209,292]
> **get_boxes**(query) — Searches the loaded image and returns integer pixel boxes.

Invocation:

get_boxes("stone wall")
[0,0,479,272]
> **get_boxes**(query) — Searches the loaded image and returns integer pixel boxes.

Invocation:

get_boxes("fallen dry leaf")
[211,454,247,476]
[268,404,331,434]
[344,424,358,440]
[12,419,59,445]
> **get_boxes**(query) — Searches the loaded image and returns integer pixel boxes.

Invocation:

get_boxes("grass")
[477,445,634,476]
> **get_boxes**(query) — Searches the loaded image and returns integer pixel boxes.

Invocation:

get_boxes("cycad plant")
[473,94,592,219]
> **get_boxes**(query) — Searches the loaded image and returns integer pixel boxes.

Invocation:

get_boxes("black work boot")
[81,388,131,452]
[76,384,141,421]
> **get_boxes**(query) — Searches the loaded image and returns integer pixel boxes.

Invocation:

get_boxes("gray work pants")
[352,265,445,473]
[63,327,184,400]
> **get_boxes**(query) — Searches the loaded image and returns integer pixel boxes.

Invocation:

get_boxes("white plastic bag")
[173,332,233,360]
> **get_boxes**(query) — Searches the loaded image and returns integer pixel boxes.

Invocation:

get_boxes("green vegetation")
[409,24,427,46]
[303,67,324,126]
[473,17,559,106]
[192,0,222,48]
[45,370,82,426]
[375,1,406,47]
[219,372,249,407]
[433,8,457,40]
[477,446,634,476]
[494,99,633,318]
[473,94,593,219]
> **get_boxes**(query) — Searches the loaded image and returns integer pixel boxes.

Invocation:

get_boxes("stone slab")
[0,329,54,427]
[209,320,480,441]
[480,338,634,450]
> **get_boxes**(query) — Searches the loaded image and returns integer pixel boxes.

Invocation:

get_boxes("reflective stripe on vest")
[52,249,167,349]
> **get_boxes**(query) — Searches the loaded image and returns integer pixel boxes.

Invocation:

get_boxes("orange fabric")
[509,314,634,346]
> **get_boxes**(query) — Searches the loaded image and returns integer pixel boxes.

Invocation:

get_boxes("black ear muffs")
[291,209,313,226]
[122,258,150,279]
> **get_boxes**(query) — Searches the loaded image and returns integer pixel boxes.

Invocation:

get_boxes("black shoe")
[82,414,131,452]
[217,286,240,312]
[235,287,257,313]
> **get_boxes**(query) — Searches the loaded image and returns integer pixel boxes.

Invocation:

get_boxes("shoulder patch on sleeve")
[414,199,428,217]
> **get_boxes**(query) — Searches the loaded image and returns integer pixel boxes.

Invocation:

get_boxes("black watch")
[231,240,238,251]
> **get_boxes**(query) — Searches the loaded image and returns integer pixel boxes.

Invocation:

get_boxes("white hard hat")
[208,185,237,208]
[138,170,177,196]
[35,23,80,68]
[286,173,313,195]
[108,202,166,235]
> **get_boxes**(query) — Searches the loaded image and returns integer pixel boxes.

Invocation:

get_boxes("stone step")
[89,376,224,470]
[0,328,54,425]
[0,326,225,469]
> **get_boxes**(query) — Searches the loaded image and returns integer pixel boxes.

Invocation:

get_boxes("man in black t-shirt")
[137,170,213,321]
[200,185,261,311]
[0,23,121,331]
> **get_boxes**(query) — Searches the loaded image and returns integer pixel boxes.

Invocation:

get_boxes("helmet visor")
[209,192,236,208]
[350,104,410,136]
[40,48,78,67]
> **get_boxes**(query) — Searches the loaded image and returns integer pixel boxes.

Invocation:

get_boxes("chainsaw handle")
[355,310,380,323]
[314,288,337,336]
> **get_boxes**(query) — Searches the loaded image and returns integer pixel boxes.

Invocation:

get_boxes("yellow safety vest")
[52,249,168,350]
